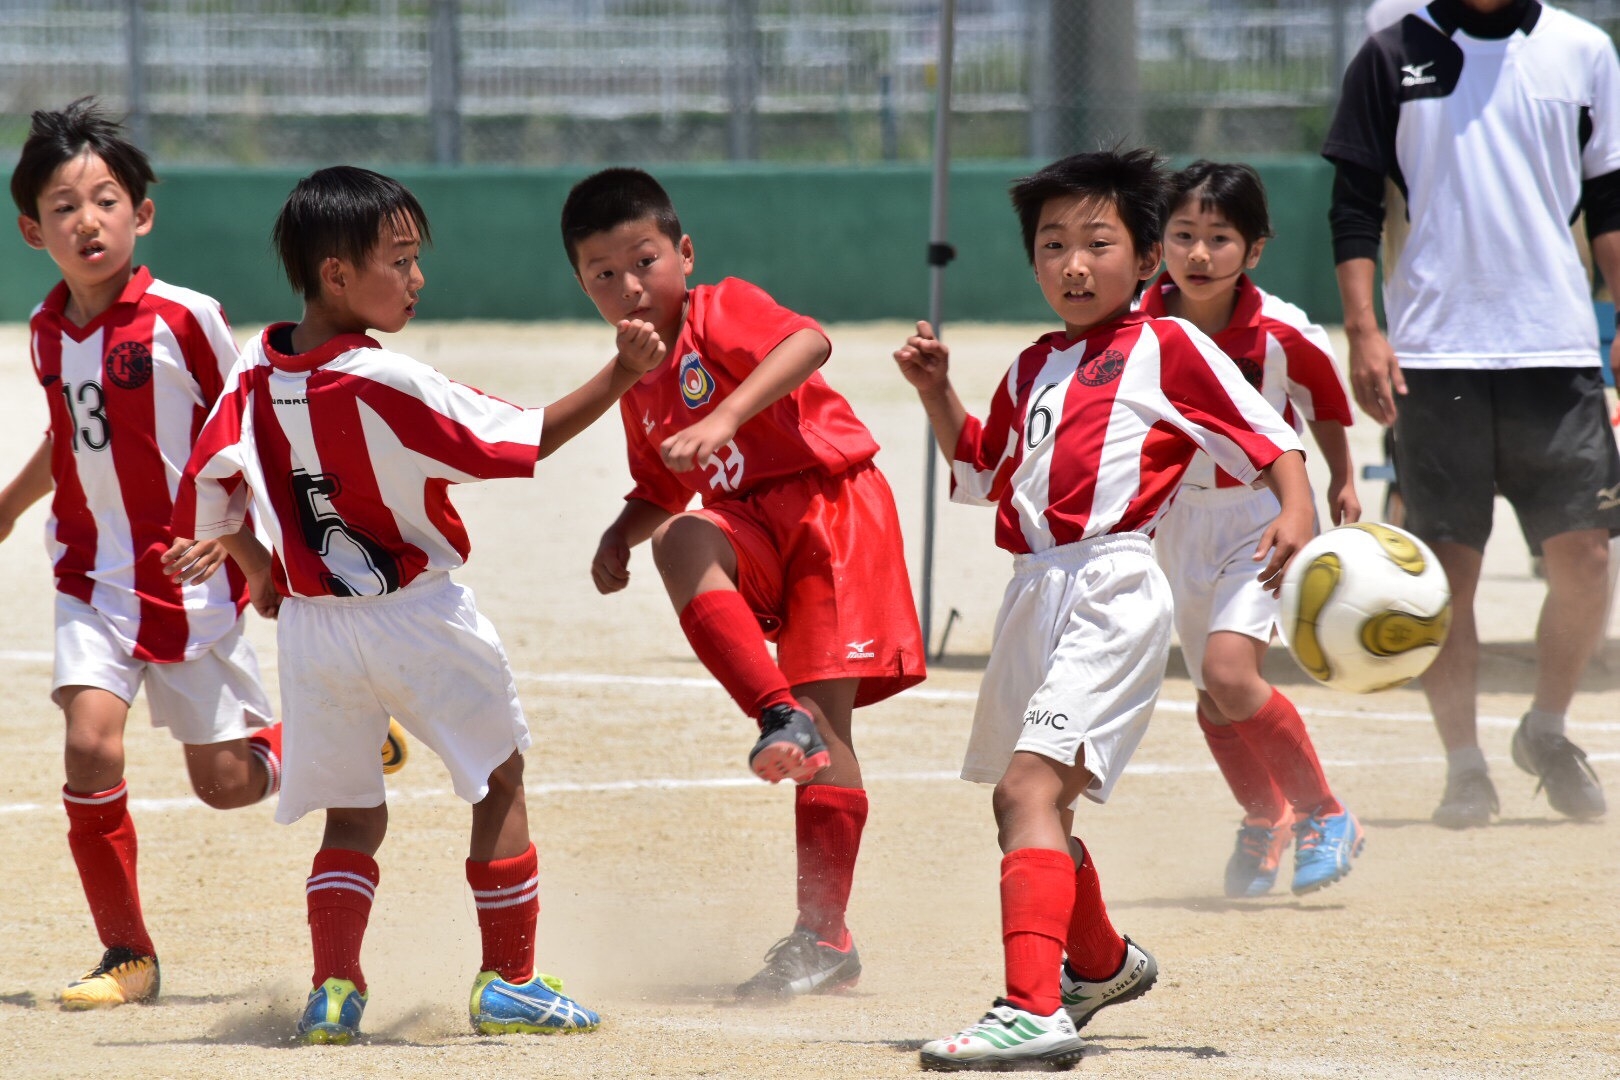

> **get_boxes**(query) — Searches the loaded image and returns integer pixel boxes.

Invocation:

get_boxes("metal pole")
[1329,0,1349,106]
[920,0,957,652]
[430,0,462,165]
[727,0,759,161]
[125,0,147,149]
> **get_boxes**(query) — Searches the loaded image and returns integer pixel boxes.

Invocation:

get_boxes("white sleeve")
[1584,37,1620,179]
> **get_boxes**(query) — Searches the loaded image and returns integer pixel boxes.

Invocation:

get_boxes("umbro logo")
[271,397,308,406]
[1597,483,1620,510]
[1401,62,1436,87]
[846,638,875,660]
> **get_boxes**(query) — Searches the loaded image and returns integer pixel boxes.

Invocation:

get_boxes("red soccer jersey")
[29,266,248,662]
[618,278,878,512]
[175,325,545,600]
[1140,273,1353,489]
[951,311,1303,555]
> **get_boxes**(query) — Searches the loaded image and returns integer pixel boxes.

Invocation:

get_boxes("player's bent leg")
[61,686,130,795]
[183,732,272,809]
[649,511,740,611]
[469,750,529,862]
[301,807,387,1043]
[1059,837,1157,1031]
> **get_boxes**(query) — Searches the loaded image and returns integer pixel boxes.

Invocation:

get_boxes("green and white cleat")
[919,998,1083,1072]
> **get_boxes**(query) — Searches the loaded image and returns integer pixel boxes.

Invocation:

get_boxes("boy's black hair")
[1169,160,1274,246]
[1009,148,1171,265]
[560,167,684,270]
[10,96,156,219]
[272,166,431,300]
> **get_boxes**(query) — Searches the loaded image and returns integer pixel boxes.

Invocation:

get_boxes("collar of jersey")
[1140,271,1260,331]
[40,265,154,341]
[1041,309,1149,349]
[259,322,381,373]
[1429,0,1538,39]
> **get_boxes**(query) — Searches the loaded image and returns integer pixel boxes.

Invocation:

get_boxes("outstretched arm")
[893,320,968,460]
[660,328,830,472]
[0,437,53,544]
[539,318,667,460]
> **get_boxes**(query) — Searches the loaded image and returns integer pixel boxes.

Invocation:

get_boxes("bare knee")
[486,750,526,799]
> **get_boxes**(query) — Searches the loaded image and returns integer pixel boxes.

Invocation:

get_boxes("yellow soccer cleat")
[381,717,409,775]
[60,947,160,1010]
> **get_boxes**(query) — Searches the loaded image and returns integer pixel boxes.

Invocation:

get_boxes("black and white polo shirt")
[1324,0,1620,369]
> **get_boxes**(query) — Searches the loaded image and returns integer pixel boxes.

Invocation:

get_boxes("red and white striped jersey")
[619,277,878,512]
[1140,273,1353,489]
[174,325,545,600]
[951,311,1303,555]
[29,266,248,663]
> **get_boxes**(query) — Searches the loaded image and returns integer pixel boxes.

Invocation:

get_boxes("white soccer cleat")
[1059,936,1158,1029]
[919,999,1083,1072]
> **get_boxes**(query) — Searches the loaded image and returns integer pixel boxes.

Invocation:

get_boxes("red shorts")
[697,461,926,707]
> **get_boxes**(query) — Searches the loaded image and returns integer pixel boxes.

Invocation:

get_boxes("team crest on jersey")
[105,341,153,390]
[1077,349,1126,387]
[679,351,715,408]
[1233,353,1263,389]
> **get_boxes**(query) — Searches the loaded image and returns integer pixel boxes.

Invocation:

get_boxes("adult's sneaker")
[60,947,159,1009]
[381,717,409,775]
[748,704,830,784]
[296,977,367,1044]
[1223,814,1292,898]
[736,926,861,998]
[1511,719,1606,820]
[470,970,599,1034]
[1432,769,1499,829]
[1291,808,1365,895]
[1059,936,1157,1030]
[919,999,1083,1072]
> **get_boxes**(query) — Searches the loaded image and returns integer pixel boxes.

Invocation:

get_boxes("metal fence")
[2,1,1617,166]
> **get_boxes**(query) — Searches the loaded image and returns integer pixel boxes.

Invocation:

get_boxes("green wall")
[0,157,1342,326]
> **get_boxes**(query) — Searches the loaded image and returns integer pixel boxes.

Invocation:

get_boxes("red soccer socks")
[1234,689,1341,819]
[307,849,379,993]
[466,843,540,984]
[1064,839,1126,981]
[1198,707,1289,826]
[63,780,154,957]
[678,589,798,721]
[248,722,283,802]
[795,785,868,945]
[1000,847,1075,1015]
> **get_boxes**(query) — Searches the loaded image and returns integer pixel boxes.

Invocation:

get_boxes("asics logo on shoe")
[487,981,584,1024]
[845,638,875,659]
[1401,62,1436,86]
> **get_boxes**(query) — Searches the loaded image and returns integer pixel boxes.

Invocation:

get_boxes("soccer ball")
[1277,522,1452,694]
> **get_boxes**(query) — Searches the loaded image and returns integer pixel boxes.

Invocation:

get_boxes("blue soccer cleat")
[296,977,367,1044]
[1290,808,1365,895]
[470,970,600,1035]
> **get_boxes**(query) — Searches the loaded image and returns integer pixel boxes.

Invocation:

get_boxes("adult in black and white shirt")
[1325,0,1618,828]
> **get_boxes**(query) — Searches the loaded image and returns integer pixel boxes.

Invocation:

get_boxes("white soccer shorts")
[1154,485,1284,690]
[274,571,532,824]
[961,533,1172,807]
[52,593,274,745]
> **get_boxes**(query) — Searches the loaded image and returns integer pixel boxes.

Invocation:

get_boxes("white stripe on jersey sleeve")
[147,278,241,391]
[950,361,1021,507]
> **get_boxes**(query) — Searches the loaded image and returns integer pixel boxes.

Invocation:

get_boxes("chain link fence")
[2,1,1617,167]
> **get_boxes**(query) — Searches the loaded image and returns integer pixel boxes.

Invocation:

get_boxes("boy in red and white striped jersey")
[1146,161,1364,900]
[0,97,295,1011]
[895,149,1315,1071]
[166,166,659,1043]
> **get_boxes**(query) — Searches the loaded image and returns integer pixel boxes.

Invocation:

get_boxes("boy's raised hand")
[893,320,951,393]
[161,536,228,585]
[616,318,666,375]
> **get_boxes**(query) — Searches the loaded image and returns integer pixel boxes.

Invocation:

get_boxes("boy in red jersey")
[0,97,306,1010]
[166,166,655,1043]
[1145,161,1364,899]
[562,167,926,998]
[894,149,1314,1071]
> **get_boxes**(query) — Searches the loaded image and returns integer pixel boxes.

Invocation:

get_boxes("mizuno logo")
[1597,483,1620,510]
[846,638,875,659]
[1401,62,1436,86]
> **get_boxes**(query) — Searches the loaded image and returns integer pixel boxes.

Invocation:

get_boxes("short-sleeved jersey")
[618,278,878,512]
[950,312,1303,555]
[1140,273,1353,489]
[1323,1,1620,368]
[29,266,248,663]
[174,324,545,600]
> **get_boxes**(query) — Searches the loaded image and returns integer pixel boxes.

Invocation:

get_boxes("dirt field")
[0,320,1615,1079]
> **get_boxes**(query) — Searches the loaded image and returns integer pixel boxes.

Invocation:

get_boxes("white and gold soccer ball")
[1278,522,1452,694]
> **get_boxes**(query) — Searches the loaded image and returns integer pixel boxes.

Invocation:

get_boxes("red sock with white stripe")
[1197,707,1289,825]
[307,848,379,992]
[248,723,283,802]
[1064,839,1126,981]
[63,780,155,957]
[677,590,798,722]
[1232,688,1341,818]
[466,842,540,984]
[1000,847,1075,1016]
[794,785,867,947]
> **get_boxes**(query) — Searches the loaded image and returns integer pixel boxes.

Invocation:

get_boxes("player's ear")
[679,233,694,273]
[318,255,346,294]
[133,197,154,237]
[1245,236,1267,269]
[1138,241,1163,280]
[16,214,45,250]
